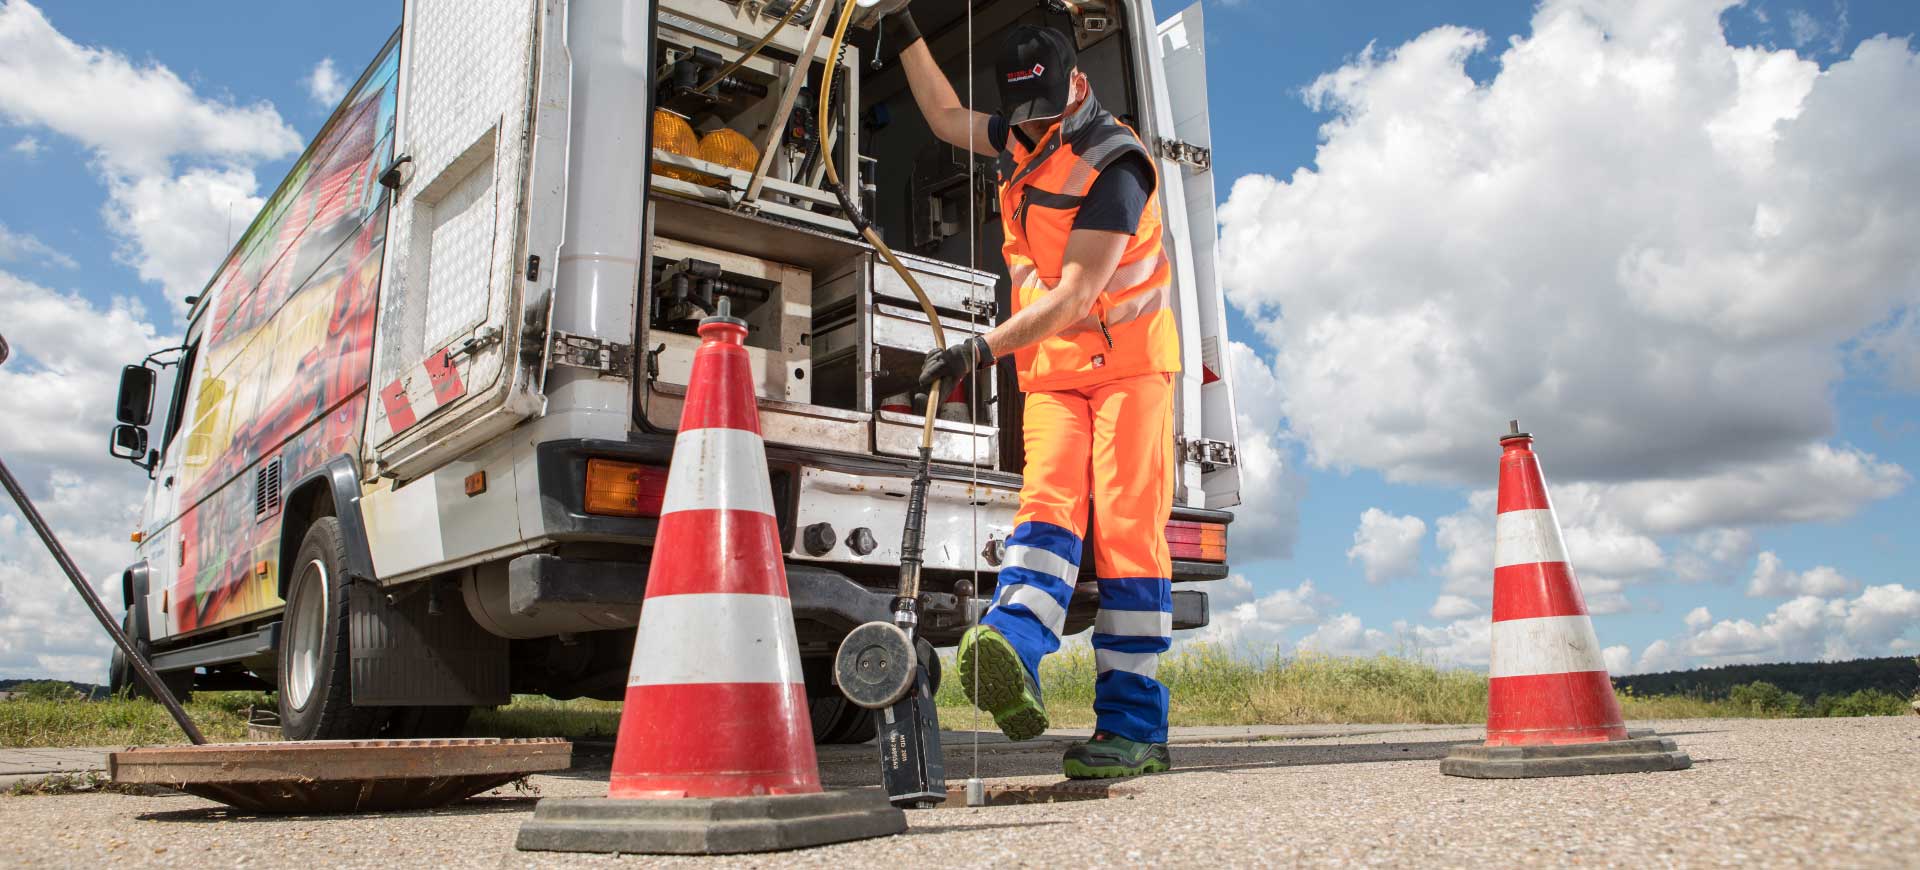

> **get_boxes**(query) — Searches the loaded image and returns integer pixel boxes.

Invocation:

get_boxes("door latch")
[448,326,503,360]
[549,331,634,376]
[1177,436,1238,469]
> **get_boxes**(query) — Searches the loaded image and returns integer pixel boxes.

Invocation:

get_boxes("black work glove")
[881,7,922,53]
[918,335,993,392]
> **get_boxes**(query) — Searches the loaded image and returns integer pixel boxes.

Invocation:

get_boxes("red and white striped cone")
[1485,427,1625,746]
[518,307,906,853]
[609,310,815,799]
[1441,422,1691,778]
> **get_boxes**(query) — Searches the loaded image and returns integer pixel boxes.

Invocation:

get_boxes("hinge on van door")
[1158,139,1212,171]
[1178,436,1237,469]
[549,331,634,377]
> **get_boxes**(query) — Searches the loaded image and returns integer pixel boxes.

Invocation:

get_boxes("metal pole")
[0,332,205,744]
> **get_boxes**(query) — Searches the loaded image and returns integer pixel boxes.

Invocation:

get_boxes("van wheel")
[109,616,193,701]
[277,517,383,740]
[802,655,876,744]
[809,692,879,744]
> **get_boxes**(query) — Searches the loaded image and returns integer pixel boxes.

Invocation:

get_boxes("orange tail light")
[585,459,669,518]
[1165,519,1228,562]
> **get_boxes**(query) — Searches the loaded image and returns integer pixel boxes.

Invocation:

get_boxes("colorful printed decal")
[160,39,401,636]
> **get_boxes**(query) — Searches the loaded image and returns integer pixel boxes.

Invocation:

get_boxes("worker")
[887,12,1180,779]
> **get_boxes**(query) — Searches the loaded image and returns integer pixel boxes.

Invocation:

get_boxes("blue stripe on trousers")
[1092,577,1172,743]
[982,521,1082,684]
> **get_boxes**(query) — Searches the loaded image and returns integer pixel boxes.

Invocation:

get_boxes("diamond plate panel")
[422,154,498,350]
[372,0,539,452]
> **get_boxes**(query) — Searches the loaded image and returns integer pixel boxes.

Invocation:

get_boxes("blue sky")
[2,0,1918,680]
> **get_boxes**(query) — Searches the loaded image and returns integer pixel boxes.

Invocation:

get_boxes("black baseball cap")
[996,25,1077,126]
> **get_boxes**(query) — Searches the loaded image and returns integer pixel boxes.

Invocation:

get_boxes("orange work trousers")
[980,371,1175,742]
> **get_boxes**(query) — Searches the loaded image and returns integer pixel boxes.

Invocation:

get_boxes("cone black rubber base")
[514,789,906,855]
[1441,735,1692,779]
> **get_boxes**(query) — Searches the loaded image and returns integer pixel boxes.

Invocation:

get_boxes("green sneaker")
[1062,732,1172,779]
[955,625,1049,742]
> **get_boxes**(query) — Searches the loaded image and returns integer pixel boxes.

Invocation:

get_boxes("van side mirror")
[116,365,156,426]
[110,424,149,464]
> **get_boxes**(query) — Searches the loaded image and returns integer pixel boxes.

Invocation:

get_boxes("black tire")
[276,517,384,740]
[383,705,473,738]
[109,616,193,701]
[809,692,879,744]
[802,655,878,744]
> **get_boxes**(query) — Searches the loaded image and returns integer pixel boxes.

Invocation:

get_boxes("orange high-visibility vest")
[998,96,1180,393]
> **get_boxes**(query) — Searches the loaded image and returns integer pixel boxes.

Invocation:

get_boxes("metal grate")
[254,457,283,519]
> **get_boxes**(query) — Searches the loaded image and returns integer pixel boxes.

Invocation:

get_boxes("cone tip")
[700,296,749,329]
[1499,418,1532,445]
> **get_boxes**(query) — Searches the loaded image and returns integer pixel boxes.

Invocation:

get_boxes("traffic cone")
[1441,422,1691,779]
[518,304,907,853]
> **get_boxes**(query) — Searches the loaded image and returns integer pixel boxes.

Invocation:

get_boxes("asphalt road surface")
[2,717,1914,868]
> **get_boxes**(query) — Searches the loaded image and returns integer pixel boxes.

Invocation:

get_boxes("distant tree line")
[0,679,106,700]
[1613,656,1918,702]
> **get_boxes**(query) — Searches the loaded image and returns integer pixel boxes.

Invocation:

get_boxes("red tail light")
[585,459,669,517]
[1166,519,1227,562]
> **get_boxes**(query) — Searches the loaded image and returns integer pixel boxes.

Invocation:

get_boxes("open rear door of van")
[364,0,568,481]
[1148,1,1242,511]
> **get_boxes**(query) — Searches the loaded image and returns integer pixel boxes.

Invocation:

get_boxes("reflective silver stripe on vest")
[1058,254,1171,342]
[1063,125,1147,196]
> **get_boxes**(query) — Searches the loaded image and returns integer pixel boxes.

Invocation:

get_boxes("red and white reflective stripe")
[379,347,466,434]
[1490,615,1608,678]
[1494,509,1568,568]
[660,428,776,516]
[627,593,802,686]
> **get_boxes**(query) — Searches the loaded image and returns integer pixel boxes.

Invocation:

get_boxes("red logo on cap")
[1005,63,1046,84]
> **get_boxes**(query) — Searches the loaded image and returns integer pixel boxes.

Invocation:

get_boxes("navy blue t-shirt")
[989,114,1154,235]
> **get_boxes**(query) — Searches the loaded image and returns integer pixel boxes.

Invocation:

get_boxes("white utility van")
[104,0,1239,743]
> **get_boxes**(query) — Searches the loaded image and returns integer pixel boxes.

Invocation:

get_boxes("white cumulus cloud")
[1179,575,1327,655]
[304,57,347,107]
[0,270,172,681]
[1296,611,1492,668]
[1641,582,1920,667]
[0,0,300,309]
[1215,0,1920,541]
[1223,341,1307,561]
[1746,550,1859,597]
[1347,508,1427,584]
[8,133,39,157]
[1429,594,1481,620]
[0,222,74,269]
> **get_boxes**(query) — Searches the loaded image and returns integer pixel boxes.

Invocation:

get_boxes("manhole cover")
[937,780,1138,808]
[109,738,571,814]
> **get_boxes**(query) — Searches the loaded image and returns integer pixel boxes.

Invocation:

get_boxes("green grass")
[5,648,1911,748]
[467,695,623,741]
[0,692,262,747]
[0,692,622,748]
[934,646,1914,730]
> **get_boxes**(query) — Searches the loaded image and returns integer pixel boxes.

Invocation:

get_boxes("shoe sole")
[957,629,1049,742]
[1062,756,1172,780]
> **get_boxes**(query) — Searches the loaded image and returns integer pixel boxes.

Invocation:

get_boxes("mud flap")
[350,578,509,706]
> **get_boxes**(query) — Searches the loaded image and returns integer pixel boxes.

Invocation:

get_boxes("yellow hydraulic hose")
[819,0,947,451]
[694,0,805,94]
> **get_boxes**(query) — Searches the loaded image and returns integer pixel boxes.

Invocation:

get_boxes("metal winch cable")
[693,0,804,94]
[960,0,986,805]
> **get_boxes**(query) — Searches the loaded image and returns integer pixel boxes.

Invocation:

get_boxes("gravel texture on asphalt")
[2,717,1914,868]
